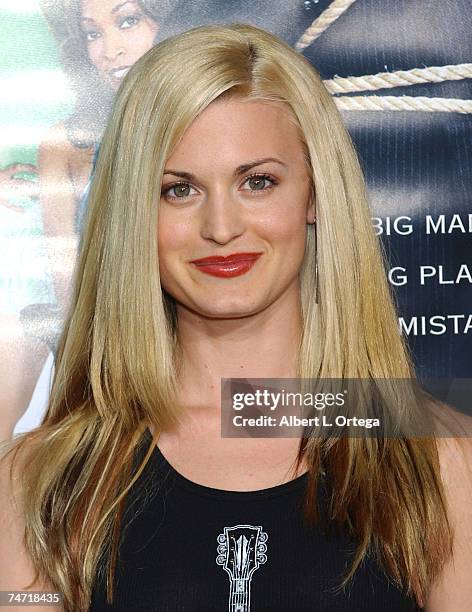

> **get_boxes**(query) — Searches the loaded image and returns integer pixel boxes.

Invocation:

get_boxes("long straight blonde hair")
[1,23,454,611]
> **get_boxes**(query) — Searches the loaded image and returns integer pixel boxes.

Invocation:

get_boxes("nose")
[200,188,246,245]
[102,30,126,62]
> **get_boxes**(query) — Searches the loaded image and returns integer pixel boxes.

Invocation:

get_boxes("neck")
[175,280,303,413]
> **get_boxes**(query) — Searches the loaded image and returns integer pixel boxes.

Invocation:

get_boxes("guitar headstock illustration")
[216,524,268,612]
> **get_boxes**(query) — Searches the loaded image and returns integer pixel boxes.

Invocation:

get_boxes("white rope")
[294,0,472,113]
[334,95,472,114]
[323,63,472,94]
[295,0,358,51]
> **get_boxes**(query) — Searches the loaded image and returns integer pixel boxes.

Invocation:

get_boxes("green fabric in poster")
[0,4,72,310]
[0,4,74,166]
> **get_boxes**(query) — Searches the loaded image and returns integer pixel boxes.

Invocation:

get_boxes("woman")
[7,0,170,440]
[38,0,171,312]
[1,23,472,612]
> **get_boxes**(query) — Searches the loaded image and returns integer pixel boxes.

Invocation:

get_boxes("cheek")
[87,43,102,68]
[132,22,158,55]
[157,214,192,272]
[255,205,308,277]
[257,204,307,250]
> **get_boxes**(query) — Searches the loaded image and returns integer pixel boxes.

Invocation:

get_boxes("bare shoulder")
[423,428,472,611]
[0,440,63,611]
[423,393,472,437]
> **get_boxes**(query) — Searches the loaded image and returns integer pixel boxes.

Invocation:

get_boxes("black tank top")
[89,429,420,611]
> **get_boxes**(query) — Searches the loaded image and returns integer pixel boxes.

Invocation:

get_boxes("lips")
[190,252,263,265]
[189,252,263,278]
[109,66,131,80]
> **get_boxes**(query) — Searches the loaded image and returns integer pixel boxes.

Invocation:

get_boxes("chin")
[202,311,260,320]
[179,294,253,316]
[197,301,263,319]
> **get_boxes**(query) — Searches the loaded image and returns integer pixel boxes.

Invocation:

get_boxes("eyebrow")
[81,1,136,21]
[163,157,287,181]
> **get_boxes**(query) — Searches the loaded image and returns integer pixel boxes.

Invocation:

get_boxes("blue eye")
[162,182,197,200]
[242,173,278,193]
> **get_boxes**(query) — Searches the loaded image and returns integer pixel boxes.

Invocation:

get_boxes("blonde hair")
[1,23,454,610]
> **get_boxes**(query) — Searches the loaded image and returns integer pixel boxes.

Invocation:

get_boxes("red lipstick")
[189,252,263,278]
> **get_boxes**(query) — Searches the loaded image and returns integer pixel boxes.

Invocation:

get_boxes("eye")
[161,182,198,201]
[84,30,101,42]
[241,173,278,194]
[120,14,141,29]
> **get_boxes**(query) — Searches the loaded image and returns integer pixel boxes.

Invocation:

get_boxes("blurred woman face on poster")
[80,0,159,90]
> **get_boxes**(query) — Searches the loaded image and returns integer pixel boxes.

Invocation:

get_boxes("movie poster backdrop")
[0,0,470,439]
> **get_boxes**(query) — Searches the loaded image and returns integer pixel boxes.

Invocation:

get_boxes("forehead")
[81,0,139,21]
[165,98,306,170]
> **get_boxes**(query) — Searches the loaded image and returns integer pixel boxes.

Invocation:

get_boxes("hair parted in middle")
[4,23,454,611]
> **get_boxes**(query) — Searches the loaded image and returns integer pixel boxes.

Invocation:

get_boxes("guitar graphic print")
[216,524,268,612]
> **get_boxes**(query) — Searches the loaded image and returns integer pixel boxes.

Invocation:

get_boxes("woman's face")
[80,0,158,90]
[158,98,315,320]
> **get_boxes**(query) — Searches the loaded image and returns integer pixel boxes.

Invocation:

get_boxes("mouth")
[190,252,263,265]
[109,66,131,80]
[189,252,263,278]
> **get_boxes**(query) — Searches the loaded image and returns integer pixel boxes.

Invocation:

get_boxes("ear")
[306,194,316,225]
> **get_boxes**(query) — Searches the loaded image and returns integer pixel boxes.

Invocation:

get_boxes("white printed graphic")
[216,524,268,612]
